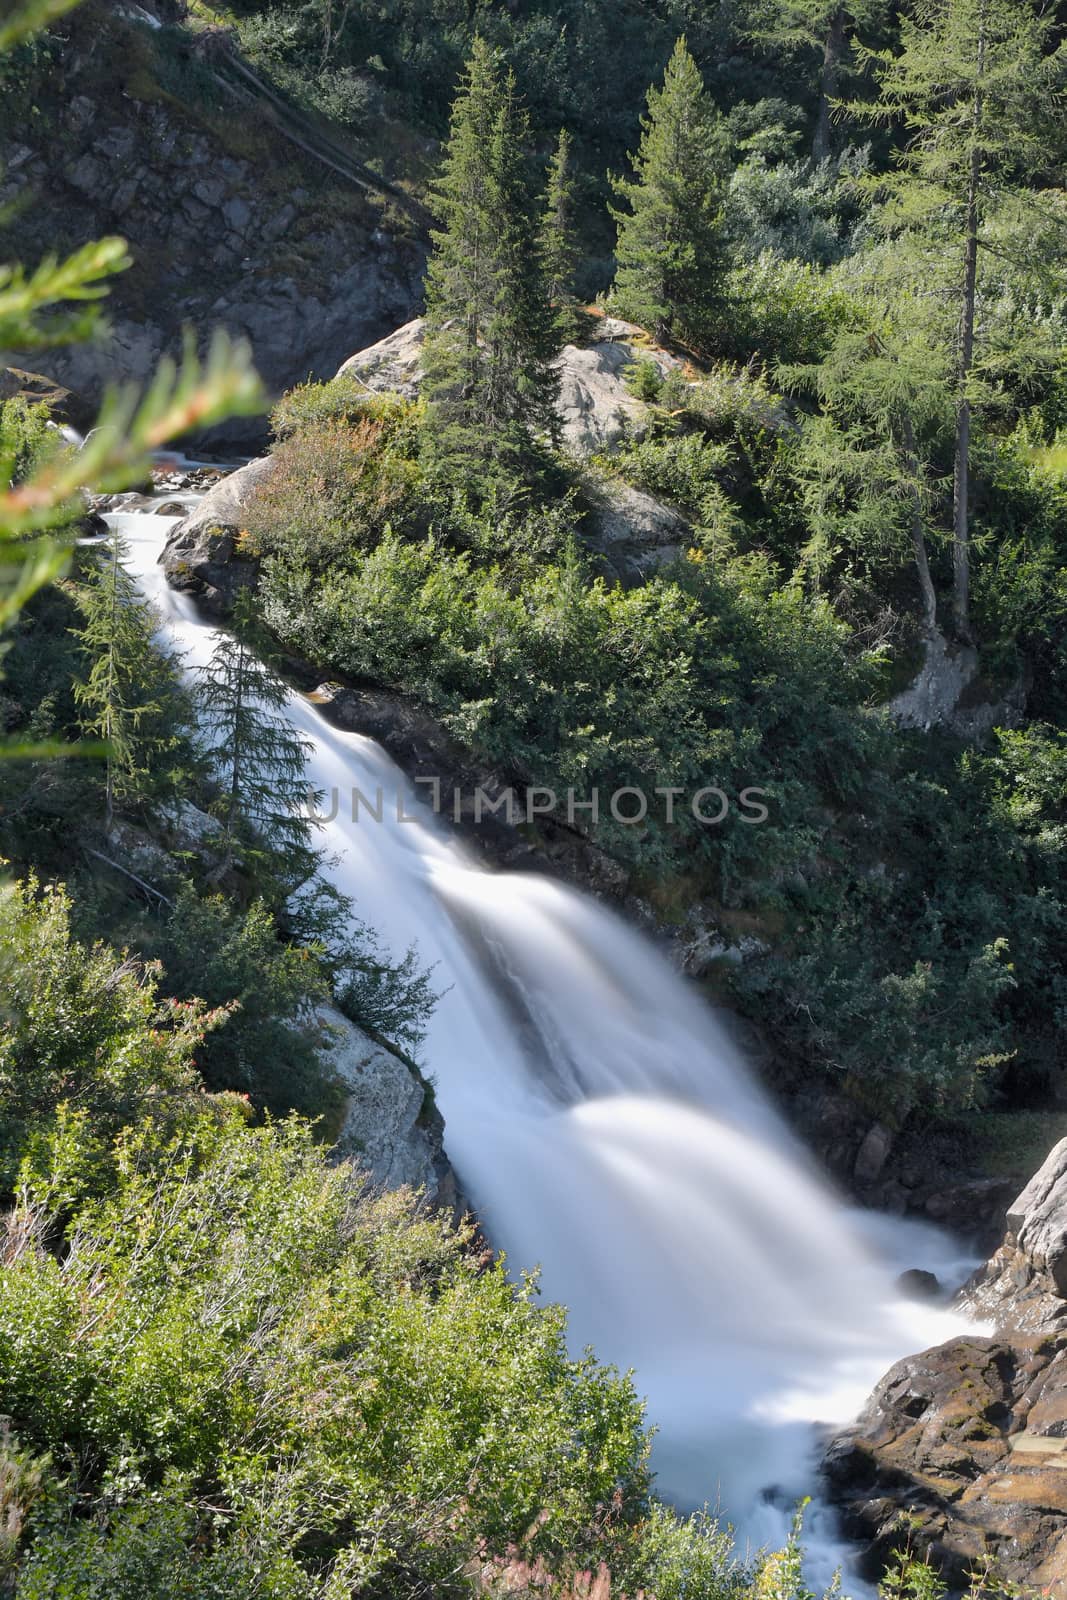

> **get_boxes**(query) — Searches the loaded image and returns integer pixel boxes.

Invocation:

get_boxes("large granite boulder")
[555,317,681,455]
[581,473,690,583]
[960,1139,1067,1333]
[826,1331,1067,1592]
[159,455,274,614]
[336,317,425,398]
[336,314,682,457]
[313,1003,458,1212]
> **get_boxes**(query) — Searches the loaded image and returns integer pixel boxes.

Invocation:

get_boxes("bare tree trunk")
[813,6,847,164]
[953,25,983,641]
[899,412,938,632]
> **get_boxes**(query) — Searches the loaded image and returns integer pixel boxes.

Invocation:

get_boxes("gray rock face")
[0,42,425,449]
[555,319,681,455]
[313,1004,458,1210]
[159,456,274,613]
[336,317,425,398]
[889,628,1028,738]
[960,1139,1067,1330]
[581,473,689,582]
[336,314,679,458]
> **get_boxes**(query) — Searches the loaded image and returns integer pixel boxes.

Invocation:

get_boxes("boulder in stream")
[159,455,274,614]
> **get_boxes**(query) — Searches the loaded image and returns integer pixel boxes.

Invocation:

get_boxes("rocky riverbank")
[828,1140,1067,1594]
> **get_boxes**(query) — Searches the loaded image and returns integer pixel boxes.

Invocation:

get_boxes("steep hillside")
[0,0,425,444]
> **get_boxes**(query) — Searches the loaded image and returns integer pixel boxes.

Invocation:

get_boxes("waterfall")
[111,507,975,1577]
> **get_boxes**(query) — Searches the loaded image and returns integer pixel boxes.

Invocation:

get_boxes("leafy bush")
[0,877,208,1198]
[724,147,871,268]
[603,431,734,527]
[1,1106,652,1595]
[243,409,425,569]
[723,253,860,366]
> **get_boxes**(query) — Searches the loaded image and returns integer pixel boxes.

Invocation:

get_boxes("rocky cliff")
[828,1141,1067,1593]
[0,1,424,447]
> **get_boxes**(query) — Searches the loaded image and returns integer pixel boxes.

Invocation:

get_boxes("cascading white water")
[111,505,976,1579]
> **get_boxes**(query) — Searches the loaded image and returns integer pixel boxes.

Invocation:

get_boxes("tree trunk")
[899,412,938,632]
[953,27,983,641]
[813,6,847,164]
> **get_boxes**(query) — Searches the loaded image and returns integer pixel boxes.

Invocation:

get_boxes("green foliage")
[0,399,55,487]
[422,38,560,481]
[0,877,206,1198]
[540,127,582,341]
[724,251,859,366]
[195,595,318,877]
[244,403,425,568]
[268,376,402,440]
[0,1104,653,1596]
[610,38,729,351]
[603,431,735,529]
[71,534,197,823]
[725,147,871,267]
[150,889,339,1122]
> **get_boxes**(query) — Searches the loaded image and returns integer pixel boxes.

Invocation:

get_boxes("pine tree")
[609,38,729,351]
[746,0,888,162]
[196,594,318,877]
[422,39,560,474]
[779,305,950,630]
[540,128,581,343]
[856,0,1065,639]
[72,532,190,826]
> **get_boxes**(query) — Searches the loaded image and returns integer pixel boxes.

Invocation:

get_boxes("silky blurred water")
[112,506,978,1588]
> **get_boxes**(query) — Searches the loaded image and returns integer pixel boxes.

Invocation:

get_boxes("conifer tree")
[540,128,581,342]
[609,38,729,351]
[780,306,949,629]
[747,0,887,162]
[856,0,1065,639]
[72,532,189,826]
[422,39,560,473]
[196,594,318,877]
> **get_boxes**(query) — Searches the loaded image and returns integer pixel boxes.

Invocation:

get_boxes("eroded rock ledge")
[827,1140,1067,1594]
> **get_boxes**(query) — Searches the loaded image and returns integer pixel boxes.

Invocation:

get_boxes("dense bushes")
[0,892,792,1599]
[242,370,1067,1121]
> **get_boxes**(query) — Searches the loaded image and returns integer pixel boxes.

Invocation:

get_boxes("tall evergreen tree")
[609,38,729,351]
[779,305,950,630]
[746,0,887,162]
[422,39,560,473]
[72,533,190,826]
[856,0,1065,639]
[196,595,318,878]
[540,128,581,342]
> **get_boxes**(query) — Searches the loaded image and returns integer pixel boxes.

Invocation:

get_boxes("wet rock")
[826,1332,1067,1592]
[827,1140,1067,1590]
[897,1268,941,1301]
[159,455,273,614]
[854,1121,893,1185]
